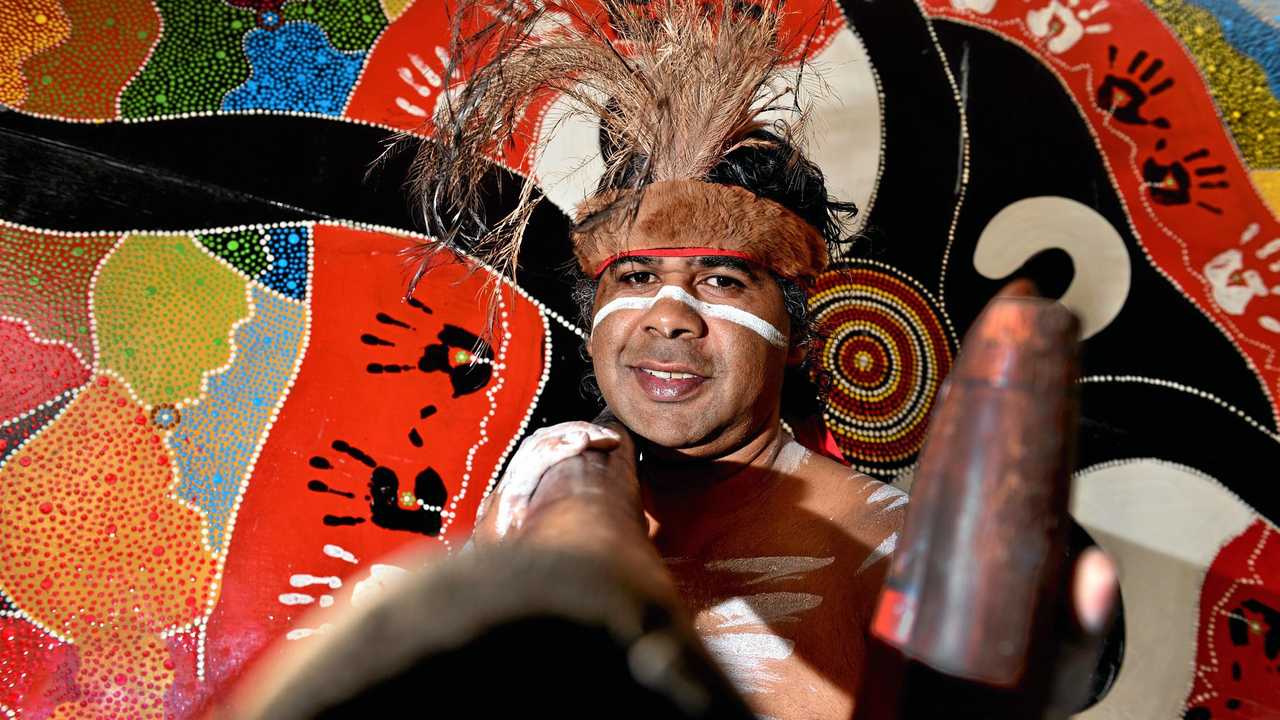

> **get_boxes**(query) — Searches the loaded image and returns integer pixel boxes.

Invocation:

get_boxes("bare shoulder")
[788,446,908,541]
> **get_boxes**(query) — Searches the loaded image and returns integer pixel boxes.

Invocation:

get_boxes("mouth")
[629,363,709,402]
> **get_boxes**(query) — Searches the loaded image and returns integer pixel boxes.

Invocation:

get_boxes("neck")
[639,419,790,542]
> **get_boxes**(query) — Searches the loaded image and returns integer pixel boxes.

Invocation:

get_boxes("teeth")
[641,368,697,380]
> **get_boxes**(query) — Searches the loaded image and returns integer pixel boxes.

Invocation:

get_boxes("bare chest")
[664,554,863,720]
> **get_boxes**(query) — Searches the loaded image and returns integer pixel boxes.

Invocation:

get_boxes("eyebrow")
[609,255,760,280]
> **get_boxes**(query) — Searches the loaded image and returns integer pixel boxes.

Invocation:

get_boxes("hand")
[1053,545,1121,713]
[471,421,622,543]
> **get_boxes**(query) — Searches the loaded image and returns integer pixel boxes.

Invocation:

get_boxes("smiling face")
[587,255,792,458]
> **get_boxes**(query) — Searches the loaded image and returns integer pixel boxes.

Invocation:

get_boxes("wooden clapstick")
[855,290,1081,719]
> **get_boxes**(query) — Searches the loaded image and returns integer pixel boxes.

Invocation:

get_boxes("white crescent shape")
[973,196,1131,339]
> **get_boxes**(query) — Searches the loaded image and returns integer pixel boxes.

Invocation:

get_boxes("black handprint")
[309,439,447,536]
[1096,46,1174,128]
[418,324,494,398]
[1143,141,1229,214]
[360,300,494,398]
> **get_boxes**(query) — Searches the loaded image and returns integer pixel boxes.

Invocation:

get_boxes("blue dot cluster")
[220,21,364,115]
[259,226,310,300]
[169,288,307,554]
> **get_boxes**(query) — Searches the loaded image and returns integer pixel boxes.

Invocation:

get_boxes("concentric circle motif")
[808,261,954,475]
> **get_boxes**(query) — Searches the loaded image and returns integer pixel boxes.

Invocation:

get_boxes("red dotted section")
[0,616,79,717]
[0,316,91,420]
[0,374,219,719]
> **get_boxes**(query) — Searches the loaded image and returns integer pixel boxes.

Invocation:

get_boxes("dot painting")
[196,228,272,278]
[17,0,161,119]
[0,373,220,719]
[0,225,121,362]
[168,286,308,555]
[808,262,954,475]
[220,21,365,116]
[280,0,388,53]
[0,219,556,717]
[117,0,257,118]
[258,226,311,300]
[92,234,250,408]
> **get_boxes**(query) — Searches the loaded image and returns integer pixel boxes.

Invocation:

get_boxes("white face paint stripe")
[591,285,787,348]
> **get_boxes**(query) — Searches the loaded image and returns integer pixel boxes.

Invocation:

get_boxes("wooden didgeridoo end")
[855,291,1081,720]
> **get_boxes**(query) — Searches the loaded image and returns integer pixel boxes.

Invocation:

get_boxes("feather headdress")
[406,0,838,295]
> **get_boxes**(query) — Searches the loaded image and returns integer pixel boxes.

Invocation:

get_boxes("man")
[411,1,1117,717]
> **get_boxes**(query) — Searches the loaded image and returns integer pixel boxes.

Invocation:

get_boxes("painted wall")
[0,0,1276,717]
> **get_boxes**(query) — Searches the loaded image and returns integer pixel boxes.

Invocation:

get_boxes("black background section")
[1078,379,1280,522]
[0,107,583,324]
[833,0,964,275]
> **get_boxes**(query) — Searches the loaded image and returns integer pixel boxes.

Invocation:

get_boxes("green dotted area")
[281,0,387,52]
[197,229,271,278]
[118,0,255,118]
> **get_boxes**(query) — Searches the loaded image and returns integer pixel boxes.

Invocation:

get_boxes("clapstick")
[855,291,1081,719]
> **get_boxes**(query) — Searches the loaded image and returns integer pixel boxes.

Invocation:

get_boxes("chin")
[609,402,713,451]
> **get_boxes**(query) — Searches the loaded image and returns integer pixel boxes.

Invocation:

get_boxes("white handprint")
[1027,0,1112,54]
[395,46,452,119]
[1203,223,1280,333]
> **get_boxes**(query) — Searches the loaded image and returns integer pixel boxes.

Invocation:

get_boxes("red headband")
[592,247,756,279]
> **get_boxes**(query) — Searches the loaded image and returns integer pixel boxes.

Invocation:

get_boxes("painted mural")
[1,0,1277,717]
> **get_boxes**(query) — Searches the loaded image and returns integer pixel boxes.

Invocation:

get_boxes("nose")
[641,290,707,341]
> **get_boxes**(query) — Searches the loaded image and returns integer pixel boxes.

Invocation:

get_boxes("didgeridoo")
[854,290,1082,719]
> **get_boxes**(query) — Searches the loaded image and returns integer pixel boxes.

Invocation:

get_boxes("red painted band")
[592,248,756,278]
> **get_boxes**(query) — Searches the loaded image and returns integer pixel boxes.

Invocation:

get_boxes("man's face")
[587,255,791,457]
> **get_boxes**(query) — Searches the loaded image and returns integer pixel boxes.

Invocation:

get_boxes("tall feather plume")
[404,0,815,301]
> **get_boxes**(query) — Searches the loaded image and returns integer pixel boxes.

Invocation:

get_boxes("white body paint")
[866,483,910,512]
[705,556,834,585]
[687,557,834,697]
[487,422,621,538]
[708,593,823,628]
[351,563,409,608]
[277,593,315,606]
[856,532,898,575]
[774,440,810,476]
[323,544,358,564]
[703,634,795,693]
[592,285,787,348]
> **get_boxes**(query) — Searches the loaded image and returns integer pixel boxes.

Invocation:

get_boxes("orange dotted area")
[0,373,219,718]
[18,0,160,119]
[93,234,249,408]
[0,0,71,106]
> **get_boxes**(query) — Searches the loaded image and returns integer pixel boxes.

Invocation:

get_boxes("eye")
[704,274,746,290]
[619,270,657,286]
